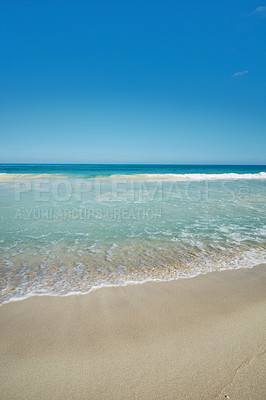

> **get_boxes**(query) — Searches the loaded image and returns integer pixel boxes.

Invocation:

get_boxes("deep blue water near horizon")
[0,163,266,177]
[0,164,266,304]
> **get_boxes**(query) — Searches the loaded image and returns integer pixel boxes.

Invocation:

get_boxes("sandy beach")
[1,264,266,400]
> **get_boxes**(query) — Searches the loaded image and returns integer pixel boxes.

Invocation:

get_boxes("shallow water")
[1,164,266,304]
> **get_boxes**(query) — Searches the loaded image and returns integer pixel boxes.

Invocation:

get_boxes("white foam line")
[1,171,266,182]
[1,261,264,307]
[106,172,266,181]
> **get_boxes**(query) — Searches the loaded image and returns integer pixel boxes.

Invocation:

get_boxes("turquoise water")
[1,164,266,304]
[1,163,266,176]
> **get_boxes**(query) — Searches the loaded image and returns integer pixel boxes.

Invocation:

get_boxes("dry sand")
[1,265,266,400]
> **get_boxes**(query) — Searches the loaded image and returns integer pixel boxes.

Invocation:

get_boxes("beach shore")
[1,265,266,400]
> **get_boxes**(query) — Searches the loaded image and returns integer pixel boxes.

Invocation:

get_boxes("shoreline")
[1,264,266,399]
[1,262,265,307]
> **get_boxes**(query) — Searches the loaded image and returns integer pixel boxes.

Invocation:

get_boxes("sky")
[0,0,266,164]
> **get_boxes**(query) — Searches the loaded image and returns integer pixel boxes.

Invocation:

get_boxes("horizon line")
[1,162,266,166]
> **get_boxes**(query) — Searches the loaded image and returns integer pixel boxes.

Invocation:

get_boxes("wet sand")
[1,264,266,400]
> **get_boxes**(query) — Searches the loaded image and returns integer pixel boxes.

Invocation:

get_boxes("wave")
[104,172,266,181]
[1,171,266,182]
[1,246,266,306]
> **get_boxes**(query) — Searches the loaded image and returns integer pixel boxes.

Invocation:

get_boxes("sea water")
[1,164,266,304]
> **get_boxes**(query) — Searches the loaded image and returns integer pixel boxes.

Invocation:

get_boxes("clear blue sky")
[0,0,266,164]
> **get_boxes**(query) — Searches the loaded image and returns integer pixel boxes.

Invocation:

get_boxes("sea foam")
[1,171,266,182]
[106,172,266,181]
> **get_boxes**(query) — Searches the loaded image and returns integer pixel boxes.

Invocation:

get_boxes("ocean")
[1,164,266,304]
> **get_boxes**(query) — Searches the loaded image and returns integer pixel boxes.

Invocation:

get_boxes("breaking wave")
[1,171,266,182]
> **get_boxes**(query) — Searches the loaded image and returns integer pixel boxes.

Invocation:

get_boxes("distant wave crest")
[0,171,266,182]
[106,172,266,181]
